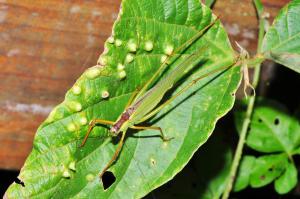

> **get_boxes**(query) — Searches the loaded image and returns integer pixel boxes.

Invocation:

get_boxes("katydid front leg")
[80,119,115,147]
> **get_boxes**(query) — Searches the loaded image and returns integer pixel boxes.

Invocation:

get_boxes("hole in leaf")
[268,167,273,172]
[15,178,25,187]
[102,171,116,190]
[258,118,262,123]
[274,118,280,125]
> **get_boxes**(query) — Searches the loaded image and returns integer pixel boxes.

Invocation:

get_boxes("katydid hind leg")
[80,119,115,147]
[131,125,174,142]
[137,62,237,124]
[100,131,126,178]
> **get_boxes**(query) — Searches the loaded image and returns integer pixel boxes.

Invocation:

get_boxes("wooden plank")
[214,0,291,54]
[0,0,121,170]
[0,0,289,170]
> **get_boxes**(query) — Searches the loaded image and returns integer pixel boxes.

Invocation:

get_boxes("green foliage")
[234,156,255,192]
[234,98,300,194]
[262,0,300,73]
[5,0,241,198]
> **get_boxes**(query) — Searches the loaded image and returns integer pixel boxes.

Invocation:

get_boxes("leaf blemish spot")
[150,158,156,166]
[85,67,101,79]
[164,44,174,55]
[72,85,81,95]
[160,55,168,63]
[62,169,71,178]
[68,161,76,171]
[144,41,154,51]
[79,116,88,125]
[115,39,122,47]
[101,90,110,99]
[117,63,125,71]
[86,173,95,182]
[125,53,134,63]
[67,123,76,132]
[98,56,108,66]
[118,70,127,79]
[127,40,137,52]
[68,101,82,112]
[47,107,63,122]
[107,36,114,44]
[162,141,169,148]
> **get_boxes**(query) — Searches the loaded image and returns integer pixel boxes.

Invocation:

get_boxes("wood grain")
[0,0,121,170]
[0,0,289,170]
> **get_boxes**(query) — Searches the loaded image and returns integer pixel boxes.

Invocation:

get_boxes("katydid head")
[110,110,131,136]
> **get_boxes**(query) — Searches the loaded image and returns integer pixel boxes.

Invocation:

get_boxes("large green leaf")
[5,0,241,198]
[262,0,300,73]
[249,154,288,188]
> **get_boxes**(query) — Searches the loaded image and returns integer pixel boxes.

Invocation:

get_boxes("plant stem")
[221,1,265,198]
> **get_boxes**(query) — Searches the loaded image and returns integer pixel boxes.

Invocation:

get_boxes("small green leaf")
[5,0,241,198]
[250,154,288,188]
[274,161,298,194]
[262,0,300,73]
[235,98,300,154]
[234,156,256,192]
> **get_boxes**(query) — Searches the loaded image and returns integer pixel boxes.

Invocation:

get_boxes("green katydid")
[80,17,239,178]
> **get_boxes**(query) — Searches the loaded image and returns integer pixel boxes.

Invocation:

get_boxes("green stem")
[221,1,265,198]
